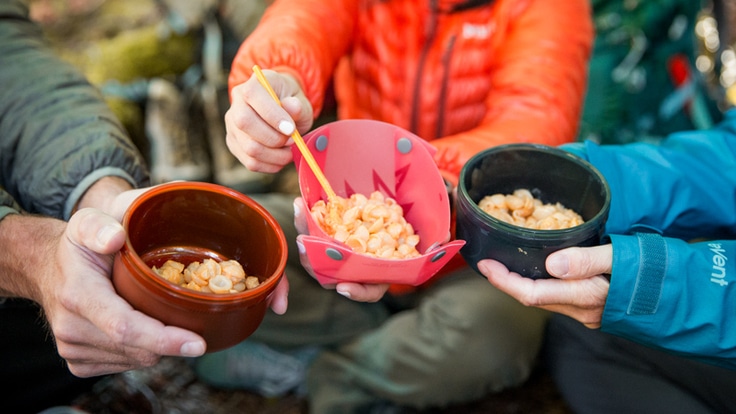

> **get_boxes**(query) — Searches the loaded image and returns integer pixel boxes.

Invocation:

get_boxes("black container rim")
[457,143,611,240]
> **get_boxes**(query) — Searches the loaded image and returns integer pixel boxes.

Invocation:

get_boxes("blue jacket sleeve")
[604,233,736,369]
[560,109,736,369]
[564,110,736,240]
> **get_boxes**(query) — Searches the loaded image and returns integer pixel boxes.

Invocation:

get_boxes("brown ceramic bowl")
[112,182,287,352]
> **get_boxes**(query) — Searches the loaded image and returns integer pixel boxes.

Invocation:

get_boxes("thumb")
[546,244,613,279]
[67,208,126,255]
[293,197,309,235]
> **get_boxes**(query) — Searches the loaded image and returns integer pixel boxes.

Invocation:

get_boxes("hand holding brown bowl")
[112,182,287,352]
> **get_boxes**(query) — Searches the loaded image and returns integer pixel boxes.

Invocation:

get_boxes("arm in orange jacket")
[224,0,357,173]
[228,0,357,117]
[227,0,592,183]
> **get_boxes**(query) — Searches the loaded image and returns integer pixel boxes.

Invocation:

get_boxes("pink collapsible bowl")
[112,181,287,352]
[294,119,465,286]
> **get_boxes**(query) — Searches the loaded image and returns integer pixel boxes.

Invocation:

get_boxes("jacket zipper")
[410,2,438,134]
[436,34,456,137]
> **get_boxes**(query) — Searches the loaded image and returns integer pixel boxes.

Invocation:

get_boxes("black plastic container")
[455,144,611,279]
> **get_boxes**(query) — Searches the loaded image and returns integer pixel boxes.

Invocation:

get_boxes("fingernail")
[97,224,119,245]
[278,120,295,135]
[547,253,569,277]
[180,341,205,357]
[296,240,306,254]
[293,200,301,217]
[337,289,351,299]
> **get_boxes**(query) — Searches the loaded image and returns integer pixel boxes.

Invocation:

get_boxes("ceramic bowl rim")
[120,181,287,303]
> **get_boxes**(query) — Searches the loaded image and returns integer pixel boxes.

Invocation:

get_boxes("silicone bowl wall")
[294,119,464,285]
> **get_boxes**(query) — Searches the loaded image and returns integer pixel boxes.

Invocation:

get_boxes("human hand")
[225,69,313,173]
[293,197,390,303]
[74,176,148,221]
[267,272,289,315]
[41,185,290,378]
[39,207,207,377]
[477,244,613,328]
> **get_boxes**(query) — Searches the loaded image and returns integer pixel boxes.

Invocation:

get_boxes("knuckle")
[230,110,250,131]
[103,317,130,344]
[518,292,543,308]
[133,351,160,368]
[242,157,261,172]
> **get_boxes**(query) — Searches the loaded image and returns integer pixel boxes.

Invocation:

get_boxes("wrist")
[0,214,64,303]
[74,176,134,215]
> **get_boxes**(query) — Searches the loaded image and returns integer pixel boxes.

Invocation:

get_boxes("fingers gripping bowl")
[112,182,287,352]
[455,144,611,279]
[294,120,465,286]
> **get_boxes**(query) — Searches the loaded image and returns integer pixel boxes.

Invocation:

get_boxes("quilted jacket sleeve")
[228,0,357,117]
[230,0,593,185]
[0,1,149,221]
[430,0,594,183]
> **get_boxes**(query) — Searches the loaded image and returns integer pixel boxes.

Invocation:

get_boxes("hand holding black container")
[455,144,611,279]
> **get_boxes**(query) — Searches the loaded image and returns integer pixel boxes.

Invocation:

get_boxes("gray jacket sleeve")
[0,1,149,221]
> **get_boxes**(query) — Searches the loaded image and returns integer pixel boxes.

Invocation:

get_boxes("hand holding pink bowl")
[294,119,465,286]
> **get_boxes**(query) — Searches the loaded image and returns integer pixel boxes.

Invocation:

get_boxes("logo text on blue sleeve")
[709,243,729,287]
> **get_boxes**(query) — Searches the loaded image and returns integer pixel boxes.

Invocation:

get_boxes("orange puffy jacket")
[230,0,594,185]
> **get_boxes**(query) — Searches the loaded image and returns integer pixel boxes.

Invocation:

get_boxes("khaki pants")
[250,193,550,412]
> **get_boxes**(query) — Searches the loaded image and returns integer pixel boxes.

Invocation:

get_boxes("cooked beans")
[153,258,260,294]
[478,189,584,230]
[310,191,421,259]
